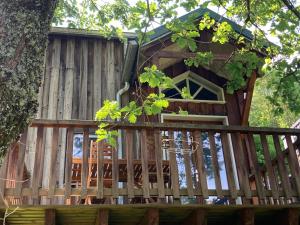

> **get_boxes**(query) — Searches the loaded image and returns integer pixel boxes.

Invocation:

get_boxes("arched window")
[161,71,225,103]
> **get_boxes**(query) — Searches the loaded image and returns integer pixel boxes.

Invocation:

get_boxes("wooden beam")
[95,209,109,225]
[30,119,300,134]
[241,71,257,126]
[237,208,254,225]
[145,50,229,61]
[138,209,159,225]
[182,209,206,225]
[279,208,299,225]
[45,209,56,225]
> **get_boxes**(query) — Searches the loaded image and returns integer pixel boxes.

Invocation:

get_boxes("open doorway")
[161,114,239,204]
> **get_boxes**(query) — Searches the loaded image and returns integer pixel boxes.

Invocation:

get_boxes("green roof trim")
[147,7,253,44]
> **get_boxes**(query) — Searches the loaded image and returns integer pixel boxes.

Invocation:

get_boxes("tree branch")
[281,0,300,20]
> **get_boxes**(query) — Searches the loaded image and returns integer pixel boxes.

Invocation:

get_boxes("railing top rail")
[30,119,300,135]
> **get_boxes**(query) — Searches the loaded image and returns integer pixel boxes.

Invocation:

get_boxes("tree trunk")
[0,0,58,155]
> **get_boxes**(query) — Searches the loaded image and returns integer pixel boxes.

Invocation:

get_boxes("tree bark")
[0,0,58,155]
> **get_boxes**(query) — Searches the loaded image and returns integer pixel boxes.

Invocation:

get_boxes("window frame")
[160,71,226,104]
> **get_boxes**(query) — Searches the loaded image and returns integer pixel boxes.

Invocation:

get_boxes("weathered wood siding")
[24,33,124,198]
[39,34,124,120]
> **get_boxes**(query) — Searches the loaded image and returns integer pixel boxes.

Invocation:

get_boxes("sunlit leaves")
[212,21,233,44]
[121,101,142,123]
[199,13,215,30]
[139,65,173,88]
[181,87,193,99]
[184,51,213,67]
[225,51,263,94]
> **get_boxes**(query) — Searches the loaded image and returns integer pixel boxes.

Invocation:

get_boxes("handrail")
[2,118,298,206]
[30,119,300,134]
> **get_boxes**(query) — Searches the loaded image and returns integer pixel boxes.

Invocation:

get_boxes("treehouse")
[1,7,300,225]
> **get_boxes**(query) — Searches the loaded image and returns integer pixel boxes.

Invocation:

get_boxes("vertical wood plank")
[64,127,74,199]
[193,131,208,199]
[232,132,252,199]
[32,126,45,201]
[48,127,59,198]
[182,209,206,225]
[168,130,180,199]
[141,129,150,199]
[81,128,89,199]
[154,129,165,199]
[272,135,292,199]
[208,131,222,198]
[41,39,53,119]
[58,39,75,202]
[95,209,109,225]
[79,40,88,119]
[182,131,194,198]
[126,130,134,199]
[93,40,102,115]
[220,132,237,199]
[279,208,299,225]
[42,39,61,202]
[260,134,279,199]
[97,141,104,199]
[112,136,119,199]
[0,151,9,206]
[15,130,28,197]
[285,134,300,196]
[247,134,266,200]
[106,41,116,100]
[87,40,94,120]
[45,209,56,225]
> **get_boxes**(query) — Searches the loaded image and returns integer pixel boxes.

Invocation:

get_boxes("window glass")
[195,88,218,101]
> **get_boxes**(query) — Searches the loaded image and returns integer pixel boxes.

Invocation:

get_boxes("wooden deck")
[1,204,300,225]
[1,119,300,206]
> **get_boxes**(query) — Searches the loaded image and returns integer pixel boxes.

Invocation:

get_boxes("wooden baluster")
[260,134,279,200]
[182,131,194,198]
[81,128,89,199]
[15,130,28,197]
[247,134,266,201]
[154,129,165,200]
[272,135,292,200]
[112,134,119,201]
[193,131,208,199]
[48,127,59,198]
[126,130,134,200]
[64,127,74,199]
[208,131,222,198]
[232,132,252,200]
[285,134,300,197]
[97,141,104,199]
[141,129,150,200]
[220,132,237,200]
[168,130,180,200]
[32,126,45,203]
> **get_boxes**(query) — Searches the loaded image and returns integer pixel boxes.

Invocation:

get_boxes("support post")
[182,209,206,225]
[237,208,254,225]
[95,209,109,225]
[280,208,299,225]
[138,209,159,225]
[45,209,56,225]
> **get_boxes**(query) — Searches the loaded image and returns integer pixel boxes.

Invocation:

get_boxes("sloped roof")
[146,7,253,45]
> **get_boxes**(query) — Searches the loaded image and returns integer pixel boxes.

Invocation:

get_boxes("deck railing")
[1,119,300,206]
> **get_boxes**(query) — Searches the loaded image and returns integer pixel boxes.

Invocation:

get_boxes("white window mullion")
[192,86,204,99]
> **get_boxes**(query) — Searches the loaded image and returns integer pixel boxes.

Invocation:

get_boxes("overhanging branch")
[281,0,300,20]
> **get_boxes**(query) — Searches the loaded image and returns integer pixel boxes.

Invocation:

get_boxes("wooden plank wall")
[24,34,124,203]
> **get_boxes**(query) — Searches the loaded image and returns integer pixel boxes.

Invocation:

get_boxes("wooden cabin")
[1,8,300,225]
